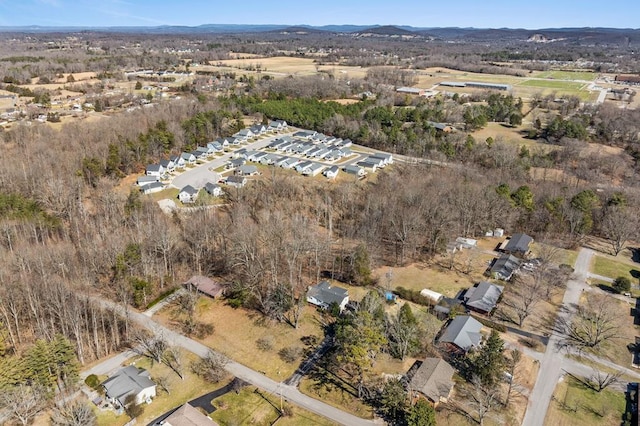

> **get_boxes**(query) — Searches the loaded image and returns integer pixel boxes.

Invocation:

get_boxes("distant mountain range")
[0,23,639,43]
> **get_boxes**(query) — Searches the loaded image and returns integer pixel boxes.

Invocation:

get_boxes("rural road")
[521,248,593,426]
[93,297,379,426]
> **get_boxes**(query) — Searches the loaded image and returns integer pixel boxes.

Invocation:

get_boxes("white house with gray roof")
[102,366,156,407]
[306,281,349,312]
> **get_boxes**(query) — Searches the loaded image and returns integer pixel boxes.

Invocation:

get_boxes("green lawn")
[532,70,597,81]
[148,187,179,202]
[592,256,640,282]
[545,376,626,426]
[519,79,586,91]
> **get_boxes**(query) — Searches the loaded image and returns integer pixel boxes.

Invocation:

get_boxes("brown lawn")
[155,297,325,381]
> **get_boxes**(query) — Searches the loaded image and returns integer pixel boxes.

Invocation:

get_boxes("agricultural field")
[531,70,597,81]
[205,56,368,79]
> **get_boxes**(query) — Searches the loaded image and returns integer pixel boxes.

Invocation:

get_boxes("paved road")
[93,297,379,426]
[521,248,592,426]
[80,347,139,379]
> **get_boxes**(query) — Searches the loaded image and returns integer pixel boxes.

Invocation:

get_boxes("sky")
[0,0,638,29]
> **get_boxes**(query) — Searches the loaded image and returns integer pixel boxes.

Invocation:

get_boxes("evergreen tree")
[406,399,436,426]
[470,329,505,388]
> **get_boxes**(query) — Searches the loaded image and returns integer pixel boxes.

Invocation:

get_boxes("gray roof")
[325,165,339,174]
[204,182,221,194]
[307,281,348,306]
[464,281,504,313]
[238,165,258,175]
[159,159,174,168]
[343,165,363,175]
[102,366,155,406]
[438,315,483,351]
[146,164,162,172]
[504,233,533,255]
[408,358,455,402]
[490,254,521,280]
[180,185,198,196]
[227,175,246,184]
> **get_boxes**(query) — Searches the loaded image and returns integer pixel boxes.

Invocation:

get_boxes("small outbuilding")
[183,275,224,299]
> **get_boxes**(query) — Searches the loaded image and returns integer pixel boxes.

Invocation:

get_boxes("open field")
[592,255,640,283]
[531,70,597,81]
[206,56,368,79]
[156,297,325,380]
[518,79,586,91]
[529,242,579,267]
[470,122,554,150]
[299,375,374,420]
[544,376,626,426]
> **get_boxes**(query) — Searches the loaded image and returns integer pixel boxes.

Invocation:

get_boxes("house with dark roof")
[503,233,534,257]
[163,403,219,426]
[102,366,156,407]
[204,182,222,197]
[343,165,365,177]
[137,175,159,187]
[159,159,176,173]
[463,281,504,315]
[488,254,521,281]
[181,152,197,165]
[407,357,456,406]
[438,315,483,353]
[226,158,245,169]
[146,164,165,177]
[237,165,259,176]
[178,185,199,204]
[307,281,349,312]
[226,175,247,188]
[184,275,224,299]
[142,181,165,195]
[323,165,339,179]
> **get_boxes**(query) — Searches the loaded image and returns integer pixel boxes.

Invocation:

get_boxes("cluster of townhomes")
[136,120,288,198]
[227,129,393,179]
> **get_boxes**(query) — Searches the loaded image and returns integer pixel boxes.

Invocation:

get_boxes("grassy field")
[544,376,626,426]
[156,297,325,380]
[532,70,597,81]
[592,255,640,282]
[519,79,586,91]
[529,242,579,267]
[148,187,179,202]
[299,376,374,420]
[211,386,338,426]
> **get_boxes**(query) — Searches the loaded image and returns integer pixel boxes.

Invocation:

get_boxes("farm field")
[531,70,597,81]
[206,56,368,79]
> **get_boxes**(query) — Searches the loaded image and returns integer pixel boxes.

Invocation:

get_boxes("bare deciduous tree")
[601,206,638,256]
[51,400,97,426]
[0,385,46,426]
[559,293,622,349]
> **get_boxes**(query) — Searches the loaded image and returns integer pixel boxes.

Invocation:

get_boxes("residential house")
[306,281,349,312]
[306,146,322,158]
[226,175,247,188]
[370,152,393,165]
[274,156,291,167]
[303,162,324,176]
[159,159,176,173]
[171,155,186,169]
[226,136,240,146]
[268,119,288,132]
[293,130,316,140]
[195,146,211,158]
[249,152,268,163]
[363,156,385,168]
[438,315,483,353]
[488,254,521,281]
[280,158,302,169]
[407,357,456,406]
[192,150,207,162]
[233,128,254,141]
[102,366,156,408]
[463,281,504,315]
[314,148,332,159]
[226,158,245,169]
[207,141,223,152]
[146,164,165,177]
[356,160,378,173]
[427,121,454,133]
[178,185,199,204]
[343,165,365,177]
[294,160,313,174]
[323,165,339,179]
[184,275,224,299]
[231,148,247,159]
[181,152,196,165]
[249,124,267,135]
[142,181,165,194]
[204,182,223,197]
[261,153,281,165]
[163,403,219,426]
[137,175,159,187]
[237,165,259,176]
[502,233,534,257]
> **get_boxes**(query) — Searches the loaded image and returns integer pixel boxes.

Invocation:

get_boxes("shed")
[184,275,224,299]
[420,289,443,303]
